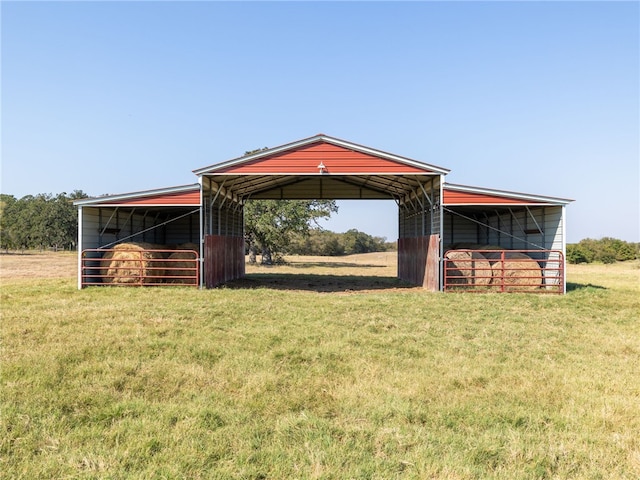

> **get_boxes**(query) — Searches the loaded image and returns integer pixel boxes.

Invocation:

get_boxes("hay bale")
[177,242,199,252]
[165,246,199,285]
[483,251,542,291]
[102,242,166,285]
[478,244,505,251]
[444,250,492,287]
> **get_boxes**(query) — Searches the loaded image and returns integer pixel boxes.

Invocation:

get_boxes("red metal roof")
[443,183,573,206]
[194,134,448,201]
[194,134,450,176]
[205,141,439,175]
[73,184,200,207]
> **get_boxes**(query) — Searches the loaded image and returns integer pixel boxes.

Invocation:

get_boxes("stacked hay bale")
[483,250,542,291]
[101,242,167,285]
[443,250,492,289]
[165,243,199,285]
[443,245,543,292]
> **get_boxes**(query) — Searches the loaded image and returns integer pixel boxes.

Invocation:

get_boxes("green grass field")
[1,255,639,479]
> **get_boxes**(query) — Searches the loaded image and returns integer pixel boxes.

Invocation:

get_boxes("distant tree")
[566,244,589,264]
[0,191,89,251]
[244,200,338,264]
[287,228,391,256]
[341,229,389,255]
[0,194,18,250]
[567,237,638,264]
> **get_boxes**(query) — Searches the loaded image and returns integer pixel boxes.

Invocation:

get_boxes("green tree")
[0,194,18,250]
[566,244,589,264]
[0,191,89,251]
[244,199,338,264]
[568,237,638,264]
[341,229,389,255]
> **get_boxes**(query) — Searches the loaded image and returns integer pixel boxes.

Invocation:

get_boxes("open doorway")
[239,199,406,292]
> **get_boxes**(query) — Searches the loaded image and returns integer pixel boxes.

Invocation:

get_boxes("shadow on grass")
[224,273,416,292]
[287,262,383,269]
[566,282,607,292]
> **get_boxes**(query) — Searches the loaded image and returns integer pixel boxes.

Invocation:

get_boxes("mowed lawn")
[1,253,639,479]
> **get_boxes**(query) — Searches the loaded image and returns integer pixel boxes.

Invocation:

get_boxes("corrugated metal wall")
[201,177,245,287]
[80,207,199,249]
[442,206,564,254]
[204,235,245,288]
[397,178,442,288]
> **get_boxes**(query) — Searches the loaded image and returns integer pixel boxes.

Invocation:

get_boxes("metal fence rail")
[443,249,564,294]
[81,248,199,288]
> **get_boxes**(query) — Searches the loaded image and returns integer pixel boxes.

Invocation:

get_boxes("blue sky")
[2,1,638,242]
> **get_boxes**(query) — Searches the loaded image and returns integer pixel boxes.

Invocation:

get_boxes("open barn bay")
[1,253,639,479]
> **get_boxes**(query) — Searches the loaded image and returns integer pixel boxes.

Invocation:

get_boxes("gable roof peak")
[193,134,450,176]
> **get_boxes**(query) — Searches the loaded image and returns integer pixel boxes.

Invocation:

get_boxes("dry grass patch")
[0,251,77,280]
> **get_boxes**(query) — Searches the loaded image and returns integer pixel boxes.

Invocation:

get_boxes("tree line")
[0,191,88,251]
[2,191,637,265]
[566,237,639,264]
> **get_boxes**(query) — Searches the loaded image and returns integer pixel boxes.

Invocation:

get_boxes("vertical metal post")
[77,206,83,290]
[198,177,205,289]
[438,176,444,292]
[561,205,567,294]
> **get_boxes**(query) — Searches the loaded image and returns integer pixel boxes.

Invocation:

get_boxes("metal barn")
[75,134,572,292]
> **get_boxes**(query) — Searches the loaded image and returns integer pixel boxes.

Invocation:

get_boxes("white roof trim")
[74,184,200,206]
[193,134,450,176]
[444,183,574,205]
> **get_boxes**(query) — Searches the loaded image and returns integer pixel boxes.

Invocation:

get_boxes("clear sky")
[2,1,638,242]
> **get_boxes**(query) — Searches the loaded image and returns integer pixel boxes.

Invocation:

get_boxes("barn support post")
[77,206,83,289]
[561,205,567,294]
[438,179,444,292]
[198,178,205,288]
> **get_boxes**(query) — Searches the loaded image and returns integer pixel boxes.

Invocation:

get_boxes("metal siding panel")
[543,207,564,251]
[443,213,478,247]
[165,213,199,245]
[81,208,102,249]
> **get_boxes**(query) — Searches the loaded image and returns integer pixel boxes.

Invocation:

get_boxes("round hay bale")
[483,251,542,291]
[177,242,199,252]
[102,242,166,285]
[165,249,199,285]
[478,244,505,251]
[444,250,492,287]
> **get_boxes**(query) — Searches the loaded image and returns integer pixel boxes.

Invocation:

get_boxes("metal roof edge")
[73,183,200,206]
[193,134,450,176]
[320,135,451,175]
[444,183,574,205]
[193,134,325,175]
